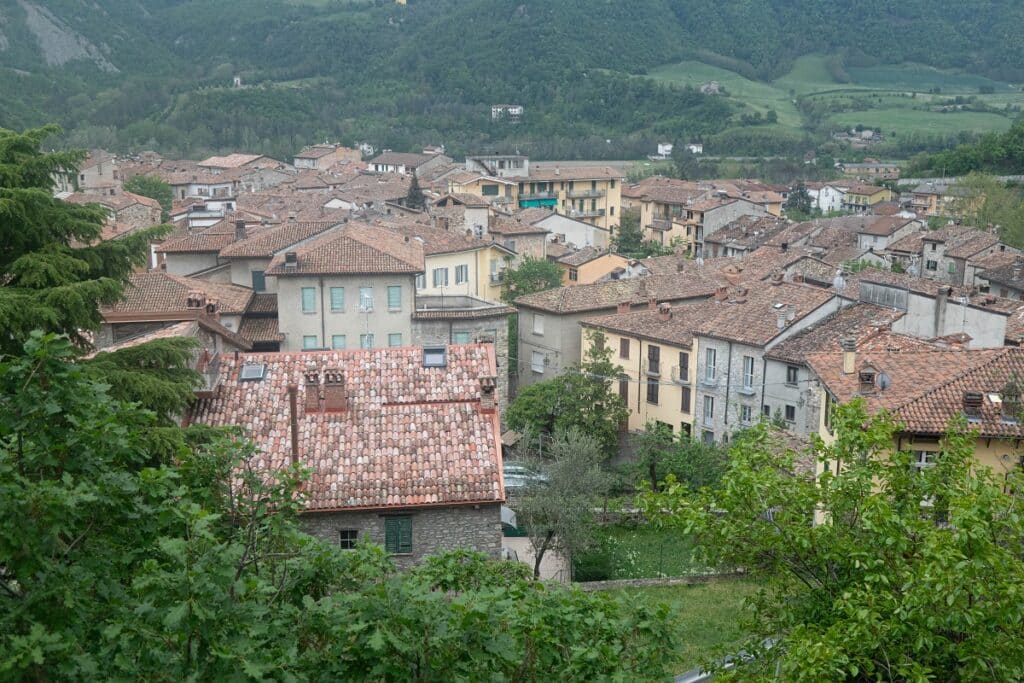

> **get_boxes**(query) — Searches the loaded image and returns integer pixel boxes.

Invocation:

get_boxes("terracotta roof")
[886,230,927,255]
[265,222,423,276]
[947,232,999,259]
[489,211,552,236]
[846,183,889,196]
[765,303,911,364]
[546,242,573,260]
[514,271,723,314]
[704,215,788,248]
[412,304,516,321]
[857,216,916,236]
[693,282,836,346]
[436,193,490,208]
[188,346,504,510]
[582,299,723,348]
[367,151,433,168]
[295,145,338,160]
[238,317,284,343]
[688,197,738,213]
[634,177,707,205]
[971,250,1019,270]
[369,217,497,256]
[103,272,254,317]
[159,222,241,254]
[527,164,624,182]
[980,257,1024,287]
[198,154,265,169]
[220,221,340,258]
[808,347,1024,437]
[336,173,411,203]
[89,319,251,357]
[64,190,161,212]
[246,293,279,315]
[557,246,608,267]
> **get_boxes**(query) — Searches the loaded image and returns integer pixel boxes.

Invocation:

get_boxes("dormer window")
[858,363,878,394]
[963,392,984,421]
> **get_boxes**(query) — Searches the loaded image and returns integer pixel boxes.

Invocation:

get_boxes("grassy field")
[606,580,759,674]
[643,53,1024,141]
[575,524,709,580]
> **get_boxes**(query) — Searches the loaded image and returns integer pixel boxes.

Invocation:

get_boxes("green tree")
[0,126,167,353]
[633,421,729,492]
[123,173,173,222]
[516,427,611,578]
[642,402,1024,681]
[784,183,814,218]
[1,333,677,681]
[951,172,1024,248]
[506,331,629,457]
[612,209,674,259]
[404,173,426,210]
[502,255,562,303]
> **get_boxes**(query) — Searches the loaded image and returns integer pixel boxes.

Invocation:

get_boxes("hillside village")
[53,140,1024,579]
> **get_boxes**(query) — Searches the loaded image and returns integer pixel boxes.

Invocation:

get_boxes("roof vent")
[858,364,877,394]
[963,391,984,421]
[423,346,447,368]
[284,251,298,268]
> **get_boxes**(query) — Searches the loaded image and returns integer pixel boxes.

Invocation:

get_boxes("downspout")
[723,341,733,428]
[760,356,768,417]
[319,277,327,349]
[636,339,642,415]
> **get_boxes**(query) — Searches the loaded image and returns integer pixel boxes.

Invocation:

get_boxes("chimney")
[714,285,728,302]
[962,391,983,419]
[840,336,857,375]
[780,242,788,252]
[617,300,631,314]
[658,303,672,321]
[792,273,804,283]
[234,219,247,241]
[776,310,787,331]
[323,369,347,412]
[786,303,796,322]
[203,299,220,320]
[676,258,685,273]
[287,385,300,466]
[480,376,497,414]
[647,297,658,311]
[304,371,321,413]
[185,291,206,309]
[769,271,784,286]
[284,251,298,269]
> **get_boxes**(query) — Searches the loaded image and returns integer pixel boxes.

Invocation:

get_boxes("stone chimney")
[840,336,857,375]
[322,369,347,412]
[617,300,631,314]
[234,219,247,241]
[304,371,321,413]
[647,297,658,311]
[770,271,784,286]
[203,299,220,321]
[185,291,207,310]
[658,303,672,321]
[479,376,497,414]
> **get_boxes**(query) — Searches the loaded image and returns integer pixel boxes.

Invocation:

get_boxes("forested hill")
[2,0,1022,159]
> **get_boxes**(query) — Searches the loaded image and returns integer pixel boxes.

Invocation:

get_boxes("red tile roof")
[264,222,423,276]
[219,221,340,258]
[103,272,254,317]
[188,346,504,510]
[692,281,836,346]
[238,317,284,343]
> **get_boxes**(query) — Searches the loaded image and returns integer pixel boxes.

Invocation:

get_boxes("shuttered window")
[384,516,412,554]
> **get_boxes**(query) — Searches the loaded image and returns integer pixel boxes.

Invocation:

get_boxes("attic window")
[963,392,984,421]
[423,346,447,368]
[240,363,267,381]
[858,370,876,393]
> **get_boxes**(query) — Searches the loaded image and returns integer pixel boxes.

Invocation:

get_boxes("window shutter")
[384,518,399,553]
[399,518,413,553]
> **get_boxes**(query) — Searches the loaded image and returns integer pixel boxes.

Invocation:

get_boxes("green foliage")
[403,174,426,210]
[612,209,675,258]
[784,183,813,216]
[0,126,168,354]
[950,172,1024,248]
[0,332,677,681]
[502,256,562,303]
[908,116,1024,175]
[123,174,173,221]
[633,421,729,492]
[506,331,629,457]
[642,403,1024,680]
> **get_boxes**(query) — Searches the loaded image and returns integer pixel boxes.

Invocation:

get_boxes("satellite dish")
[877,371,892,391]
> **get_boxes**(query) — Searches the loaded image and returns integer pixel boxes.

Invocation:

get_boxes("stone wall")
[301,503,502,569]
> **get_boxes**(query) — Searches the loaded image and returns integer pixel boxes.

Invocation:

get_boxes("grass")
[576,524,708,580]
[828,108,1015,136]
[607,580,759,674]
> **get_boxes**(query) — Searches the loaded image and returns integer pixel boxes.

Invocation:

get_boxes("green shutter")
[398,517,413,553]
[330,287,345,311]
[384,518,399,553]
[384,517,412,554]
[387,285,401,310]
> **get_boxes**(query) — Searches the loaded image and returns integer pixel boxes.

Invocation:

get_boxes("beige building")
[520,165,624,231]
[556,248,630,285]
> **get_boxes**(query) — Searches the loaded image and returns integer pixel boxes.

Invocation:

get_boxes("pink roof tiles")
[264,222,423,276]
[188,345,504,510]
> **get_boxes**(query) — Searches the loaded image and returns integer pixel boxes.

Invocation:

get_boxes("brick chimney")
[840,336,857,375]
[647,297,658,311]
[658,303,672,321]
[479,376,497,414]
[714,285,728,302]
[185,291,207,310]
[323,369,347,412]
[617,300,631,314]
[234,219,247,241]
[304,371,321,413]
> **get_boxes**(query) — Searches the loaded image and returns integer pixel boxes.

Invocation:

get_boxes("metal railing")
[642,359,661,377]
[649,218,673,231]
[566,188,605,199]
[570,208,605,218]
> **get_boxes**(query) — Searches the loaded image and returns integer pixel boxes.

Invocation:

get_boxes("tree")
[506,330,629,457]
[611,209,674,259]
[404,173,426,210]
[642,402,1024,680]
[0,126,167,353]
[516,427,611,578]
[501,255,562,303]
[950,172,1024,248]
[784,183,814,218]
[0,333,677,681]
[123,174,173,222]
[633,421,729,491]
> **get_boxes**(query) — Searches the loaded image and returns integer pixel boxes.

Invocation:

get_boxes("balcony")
[489,271,505,285]
[569,208,606,219]
[566,188,605,199]
[671,365,690,385]
[642,359,661,377]
[520,191,558,201]
[649,218,673,231]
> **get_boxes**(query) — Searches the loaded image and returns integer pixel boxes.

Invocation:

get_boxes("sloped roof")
[765,303,911,364]
[103,272,254,317]
[528,164,624,182]
[368,151,433,167]
[692,282,835,346]
[198,153,265,169]
[238,317,284,343]
[514,271,725,314]
[188,345,504,510]
[219,221,340,258]
[264,222,423,276]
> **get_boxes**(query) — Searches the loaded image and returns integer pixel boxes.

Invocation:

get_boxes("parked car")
[502,462,548,490]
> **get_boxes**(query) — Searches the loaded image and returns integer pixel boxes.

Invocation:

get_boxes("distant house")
[842,184,895,213]
[491,104,524,123]
[293,144,361,170]
[840,160,900,180]
[57,150,121,195]
[555,247,629,286]
[367,151,453,177]
[188,345,505,567]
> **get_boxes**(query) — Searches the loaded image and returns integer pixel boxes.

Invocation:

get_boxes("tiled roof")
[947,232,999,259]
[969,250,1018,270]
[545,242,573,260]
[582,299,723,347]
[159,222,241,254]
[808,347,1024,437]
[295,145,338,160]
[89,319,251,356]
[64,190,161,212]
[693,281,836,346]
[688,197,738,213]
[412,304,516,321]
[704,215,787,248]
[846,183,888,196]
[765,303,910,364]
[220,221,340,258]
[198,153,265,169]
[886,230,926,254]
[265,222,423,276]
[238,317,284,343]
[246,293,279,315]
[527,164,624,182]
[634,177,707,205]
[980,257,1024,286]
[514,271,724,314]
[336,172,411,203]
[436,193,490,208]
[857,216,915,236]
[188,346,504,510]
[557,246,607,267]
[370,217,495,256]
[103,272,254,316]
[489,212,552,236]
[367,151,433,167]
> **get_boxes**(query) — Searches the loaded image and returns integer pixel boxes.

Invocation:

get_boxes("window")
[359,287,373,311]
[618,376,629,401]
[610,206,615,216]
[742,356,754,390]
[947,262,956,274]
[610,179,616,189]
[926,260,938,271]
[569,267,578,281]
[387,285,402,311]
[330,287,345,312]
[705,348,717,382]
[455,264,469,284]
[251,271,266,292]
[702,430,715,444]
[360,334,374,349]
[763,404,771,417]
[505,239,517,252]
[331,335,347,350]
[681,386,691,413]
[784,404,796,422]
[432,268,449,287]
[647,345,661,375]
[301,287,316,313]
[453,331,471,344]
[619,338,630,359]
[913,451,937,473]
[531,351,545,374]
[481,184,499,196]
[339,529,358,550]
[388,333,402,347]
[786,365,798,386]
[678,352,689,380]
[302,335,318,350]
[646,380,659,404]
[384,517,412,554]
[703,396,714,426]
[416,274,426,290]
[740,405,753,425]
[533,313,544,335]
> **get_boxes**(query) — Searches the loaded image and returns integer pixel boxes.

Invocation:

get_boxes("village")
[54,140,1023,584]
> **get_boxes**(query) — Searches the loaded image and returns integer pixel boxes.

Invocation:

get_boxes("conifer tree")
[405,174,426,210]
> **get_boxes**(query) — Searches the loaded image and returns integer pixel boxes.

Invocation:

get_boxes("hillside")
[1,0,1023,159]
